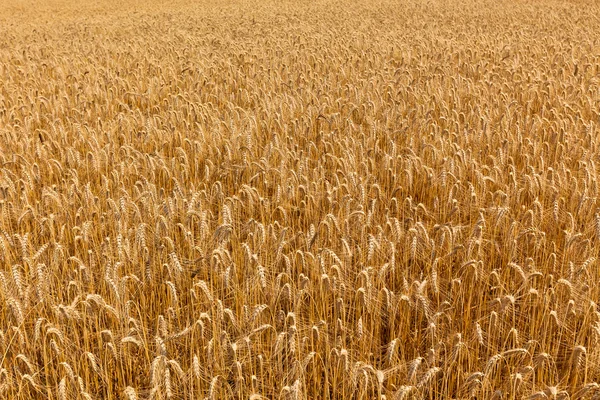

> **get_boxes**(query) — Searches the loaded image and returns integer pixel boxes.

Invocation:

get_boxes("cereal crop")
[1,0,600,398]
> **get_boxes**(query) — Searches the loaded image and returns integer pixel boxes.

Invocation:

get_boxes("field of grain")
[1,0,600,398]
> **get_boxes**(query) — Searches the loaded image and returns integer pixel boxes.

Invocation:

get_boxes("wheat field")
[1,0,600,398]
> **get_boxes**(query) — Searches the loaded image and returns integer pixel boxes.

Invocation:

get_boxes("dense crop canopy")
[1,0,600,398]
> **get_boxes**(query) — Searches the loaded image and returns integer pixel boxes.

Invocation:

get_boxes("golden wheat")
[1,0,600,398]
